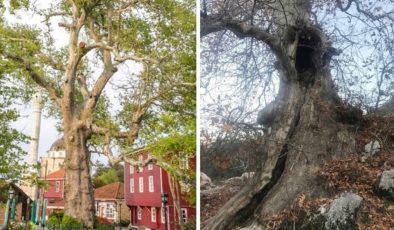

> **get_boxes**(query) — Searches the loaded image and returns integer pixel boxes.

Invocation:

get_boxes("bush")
[120,219,130,227]
[47,216,61,226]
[61,215,83,228]
[47,210,64,227]
[49,210,64,220]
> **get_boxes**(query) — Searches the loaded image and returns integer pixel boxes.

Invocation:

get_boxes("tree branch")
[200,15,282,56]
[2,54,61,106]
[91,124,129,139]
[114,54,159,64]
[337,0,394,21]
[77,74,90,100]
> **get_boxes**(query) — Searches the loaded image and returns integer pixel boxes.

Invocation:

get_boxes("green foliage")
[146,112,196,205]
[62,215,83,228]
[49,210,65,221]
[92,162,123,188]
[0,76,29,180]
[47,216,61,227]
[1,0,196,221]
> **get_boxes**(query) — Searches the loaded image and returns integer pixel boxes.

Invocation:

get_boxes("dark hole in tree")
[295,44,315,73]
[295,30,321,74]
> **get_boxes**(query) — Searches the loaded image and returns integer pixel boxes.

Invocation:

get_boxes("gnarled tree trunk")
[202,1,361,229]
[63,126,95,228]
[205,69,357,230]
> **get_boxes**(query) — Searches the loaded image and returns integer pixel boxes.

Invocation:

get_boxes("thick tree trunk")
[201,1,365,228]
[63,128,95,229]
[204,69,358,229]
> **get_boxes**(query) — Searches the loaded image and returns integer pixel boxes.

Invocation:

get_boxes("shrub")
[47,215,61,227]
[62,215,83,228]
[49,210,64,220]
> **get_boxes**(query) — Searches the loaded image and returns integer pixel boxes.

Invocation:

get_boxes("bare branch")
[336,0,394,21]
[58,22,74,29]
[114,54,159,64]
[201,15,282,56]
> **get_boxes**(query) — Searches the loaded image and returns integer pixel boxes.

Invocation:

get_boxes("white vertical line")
[196,0,201,229]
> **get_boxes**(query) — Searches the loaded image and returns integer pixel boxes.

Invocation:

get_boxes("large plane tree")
[201,0,393,229]
[0,0,195,228]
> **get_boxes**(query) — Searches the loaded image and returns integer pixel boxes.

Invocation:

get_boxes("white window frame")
[148,163,153,170]
[161,207,166,223]
[139,177,144,193]
[106,203,115,218]
[55,181,60,192]
[148,176,154,192]
[138,155,144,172]
[181,208,188,223]
[179,158,189,170]
[137,207,142,220]
[130,165,134,174]
[151,207,156,222]
[130,178,134,193]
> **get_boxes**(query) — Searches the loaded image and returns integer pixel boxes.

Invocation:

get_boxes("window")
[148,176,154,192]
[138,156,143,172]
[130,178,134,193]
[151,207,156,222]
[130,165,134,174]
[148,163,153,170]
[181,208,188,223]
[55,181,60,192]
[179,158,189,170]
[106,204,114,218]
[137,207,142,220]
[139,177,144,192]
[161,207,166,223]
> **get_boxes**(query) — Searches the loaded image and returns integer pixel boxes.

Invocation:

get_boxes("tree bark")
[202,1,362,228]
[169,175,185,229]
[204,66,358,230]
[63,126,95,229]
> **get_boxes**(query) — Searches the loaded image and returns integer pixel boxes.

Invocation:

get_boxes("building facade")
[42,169,65,213]
[94,182,130,224]
[40,138,65,177]
[124,154,195,230]
[0,183,31,225]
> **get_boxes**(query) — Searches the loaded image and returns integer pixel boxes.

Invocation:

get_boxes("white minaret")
[27,92,43,200]
[28,93,43,167]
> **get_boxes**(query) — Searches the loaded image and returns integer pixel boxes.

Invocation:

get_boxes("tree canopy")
[0,0,195,227]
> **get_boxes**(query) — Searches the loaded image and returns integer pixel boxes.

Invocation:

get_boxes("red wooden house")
[124,154,195,230]
[43,168,65,213]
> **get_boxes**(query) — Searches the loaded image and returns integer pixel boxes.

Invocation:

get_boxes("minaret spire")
[28,92,43,200]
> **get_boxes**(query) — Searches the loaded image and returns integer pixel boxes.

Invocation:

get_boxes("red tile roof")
[46,169,65,180]
[94,182,124,200]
